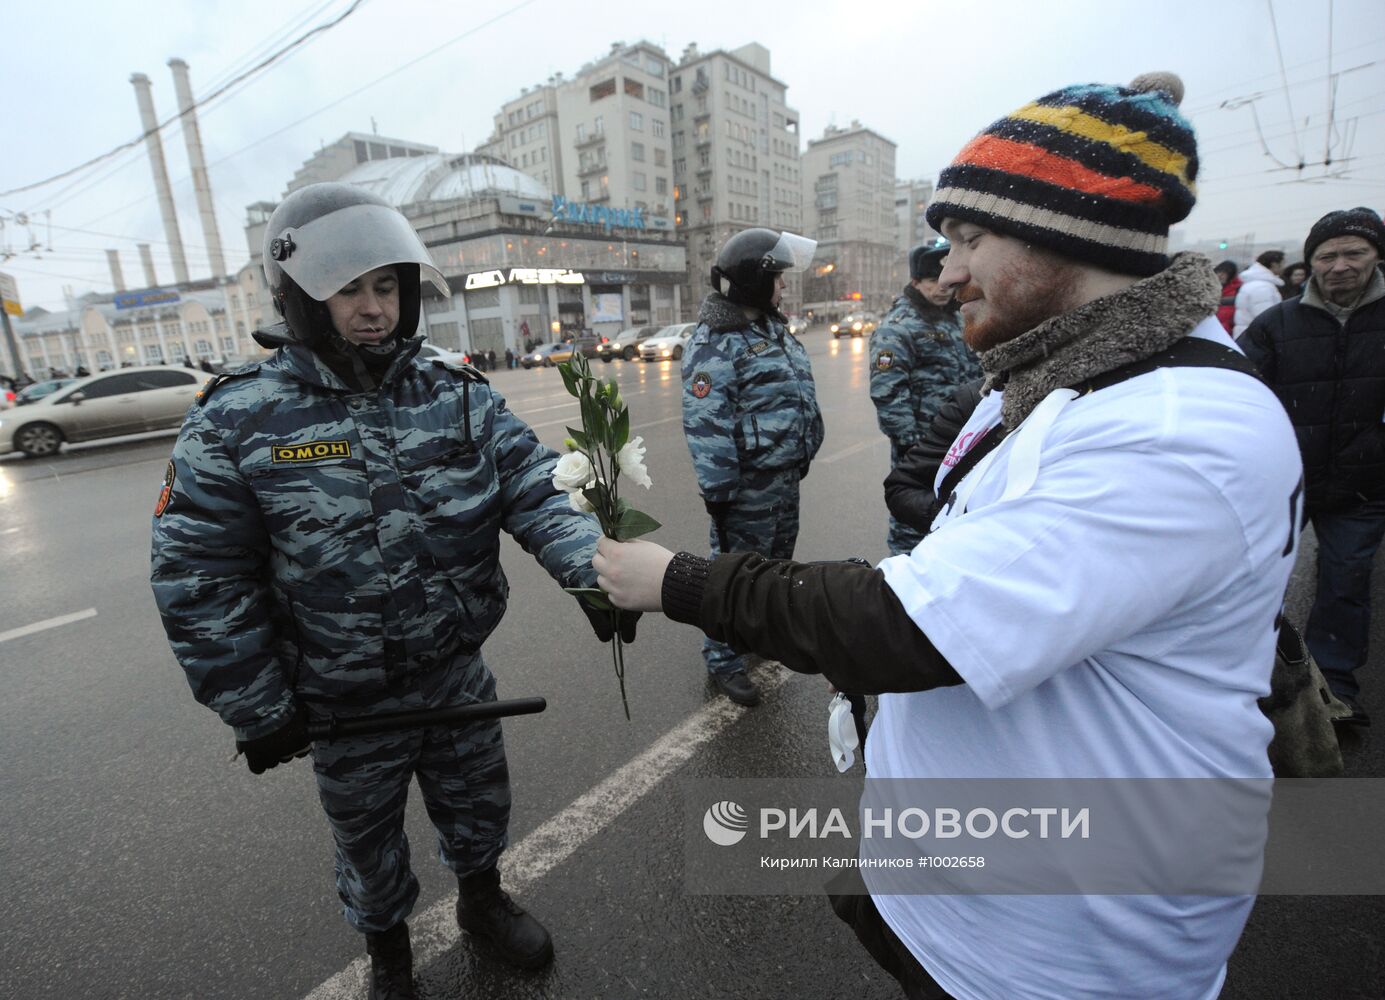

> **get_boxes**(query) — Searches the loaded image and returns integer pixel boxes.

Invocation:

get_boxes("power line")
[0,0,368,199]
[58,0,540,236]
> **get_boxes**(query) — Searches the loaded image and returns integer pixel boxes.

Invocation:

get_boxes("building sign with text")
[550,195,645,233]
[463,268,586,291]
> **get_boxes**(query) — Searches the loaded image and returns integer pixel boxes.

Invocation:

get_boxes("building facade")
[669,42,804,316]
[894,178,940,287]
[480,41,675,230]
[9,273,265,377]
[247,149,686,359]
[800,121,897,314]
[285,133,438,195]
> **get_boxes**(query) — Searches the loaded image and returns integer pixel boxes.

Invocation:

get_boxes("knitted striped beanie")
[925,72,1197,276]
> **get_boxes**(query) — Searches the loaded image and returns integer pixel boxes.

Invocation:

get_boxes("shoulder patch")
[195,362,263,407]
[689,371,713,398]
[154,460,175,517]
[875,350,895,371]
[430,358,489,384]
[742,340,772,358]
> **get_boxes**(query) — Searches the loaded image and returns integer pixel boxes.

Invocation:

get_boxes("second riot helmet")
[261,182,449,345]
[709,228,817,311]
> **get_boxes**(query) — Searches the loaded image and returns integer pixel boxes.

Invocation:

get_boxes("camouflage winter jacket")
[681,293,825,502]
[868,286,980,447]
[150,329,601,739]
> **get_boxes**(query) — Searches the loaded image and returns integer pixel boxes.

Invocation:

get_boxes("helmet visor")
[764,232,818,272]
[271,202,450,302]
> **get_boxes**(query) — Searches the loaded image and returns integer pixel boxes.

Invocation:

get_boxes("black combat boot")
[456,866,554,969]
[364,921,416,1000]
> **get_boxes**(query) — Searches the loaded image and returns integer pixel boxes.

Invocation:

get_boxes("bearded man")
[590,72,1303,999]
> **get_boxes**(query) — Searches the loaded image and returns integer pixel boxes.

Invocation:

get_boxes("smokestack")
[129,73,190,285]
[106,250,127,292]
[138,244,158,287]
[167,59,227,278]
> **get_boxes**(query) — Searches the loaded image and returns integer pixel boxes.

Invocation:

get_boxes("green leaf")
[579,391,604,444]
[614,507,662,541]
[612,408,630,452]
[565,586,613,611]
[565,426,590,451]
[558,362,580,398]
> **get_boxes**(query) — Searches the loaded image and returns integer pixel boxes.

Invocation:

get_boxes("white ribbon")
[828,693,860,772]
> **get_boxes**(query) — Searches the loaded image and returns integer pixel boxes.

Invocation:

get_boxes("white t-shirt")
[868,319,1303,1000]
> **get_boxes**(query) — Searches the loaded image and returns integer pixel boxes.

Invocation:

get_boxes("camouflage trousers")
[703,467,801,675]
[887,440,927,557]
[310,653,511,934]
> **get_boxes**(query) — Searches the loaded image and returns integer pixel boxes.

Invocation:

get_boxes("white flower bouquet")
[551,352,660,718]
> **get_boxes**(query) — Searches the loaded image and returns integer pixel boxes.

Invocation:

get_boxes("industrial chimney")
[138,243,158,287]
[106,250,127,292]
[129,73,190,286]
[167,59,226,278]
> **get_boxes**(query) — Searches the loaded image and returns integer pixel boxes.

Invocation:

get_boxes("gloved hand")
[579,597,641,643]
[703,497,735,522]
[236,706,311,775]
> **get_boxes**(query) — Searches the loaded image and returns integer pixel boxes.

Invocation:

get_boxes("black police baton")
[306,697,547,741]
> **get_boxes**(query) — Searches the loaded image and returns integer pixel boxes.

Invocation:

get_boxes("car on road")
[417,342,472,366]
[639,323,696,362]
[521,343,574,369]
[829,312,878,338]
[787,315,809,336]
[15,378,79,405]
[0,365,208,458]
[597,326,659,362]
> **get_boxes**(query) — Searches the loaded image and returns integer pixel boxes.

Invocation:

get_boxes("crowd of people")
[146,66,1383,1000]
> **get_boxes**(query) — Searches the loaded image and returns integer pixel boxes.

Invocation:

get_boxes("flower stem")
[612,627,630,721]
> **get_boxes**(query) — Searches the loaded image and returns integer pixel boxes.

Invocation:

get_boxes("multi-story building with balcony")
[480,42,675,228]
[668,42,804,315]
[800,121,897,314]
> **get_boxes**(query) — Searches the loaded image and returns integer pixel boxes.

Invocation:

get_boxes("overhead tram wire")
[0,0,369,200]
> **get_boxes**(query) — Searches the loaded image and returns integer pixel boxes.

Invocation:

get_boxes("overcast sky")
[2,0,1382,311]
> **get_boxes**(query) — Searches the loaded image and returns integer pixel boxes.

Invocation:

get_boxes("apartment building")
[669,42,804,315]
[801,121,897,313]
[480,41,675,225]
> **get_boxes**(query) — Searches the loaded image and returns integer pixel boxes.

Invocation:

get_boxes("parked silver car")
[0,365,208,457]
[639,323,696,362]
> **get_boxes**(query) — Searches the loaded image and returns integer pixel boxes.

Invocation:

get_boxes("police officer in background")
[682,228,824,706]
[150,183,625,999]
[869,241,980,555]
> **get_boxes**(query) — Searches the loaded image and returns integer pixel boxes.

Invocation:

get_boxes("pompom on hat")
[925,72,1197,276]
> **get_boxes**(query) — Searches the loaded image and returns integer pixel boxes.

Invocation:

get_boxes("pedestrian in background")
[680,227,823,707]
[504,347,515,370]
[1214,259,1241,334]
[596,71,1302,1000]
[868,241,980,555]
[1233,249,1285,335]
[1281,260,1309,299]
[151,183,626,999]
[1239,206,1385,727]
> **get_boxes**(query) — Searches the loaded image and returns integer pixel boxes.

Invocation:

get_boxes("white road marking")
[303,663,794,1000]
[818,438,884,464]
[0,608,99,644]
[1,526,19,535]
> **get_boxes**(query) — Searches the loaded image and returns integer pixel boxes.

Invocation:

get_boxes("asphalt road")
[0,328,1380,1000]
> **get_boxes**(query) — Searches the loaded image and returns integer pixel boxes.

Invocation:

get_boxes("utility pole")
[0,272,24,378]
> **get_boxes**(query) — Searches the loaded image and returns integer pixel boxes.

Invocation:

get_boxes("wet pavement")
[0,331,1380,999]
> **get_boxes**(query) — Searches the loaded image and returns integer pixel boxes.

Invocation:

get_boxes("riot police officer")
[681,228,824,706]
[150,183,621,998]
[868,241,980,555]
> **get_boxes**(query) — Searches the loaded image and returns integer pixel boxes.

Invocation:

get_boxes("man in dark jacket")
[1240,206,1385,726]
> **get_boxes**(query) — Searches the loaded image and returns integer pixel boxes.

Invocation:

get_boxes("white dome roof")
[336,153,549,206]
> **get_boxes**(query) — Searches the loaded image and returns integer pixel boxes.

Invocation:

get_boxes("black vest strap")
[927,337,1260,528]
